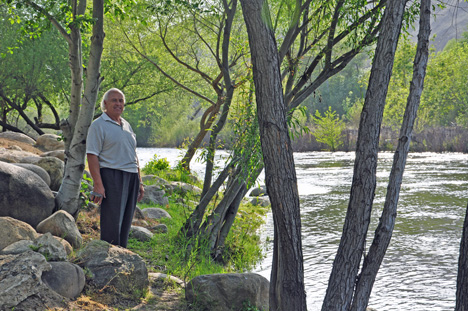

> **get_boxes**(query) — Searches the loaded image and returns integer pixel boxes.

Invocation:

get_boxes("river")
[137,148,468,311]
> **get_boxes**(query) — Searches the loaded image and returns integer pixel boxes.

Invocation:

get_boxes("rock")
[130,226,154,242]
[36,210,83,249]
[8,144,22,151]
[165,181,202,196]
[0,131,36,145]
[142,207,172,220]
[0,251,68,311]
[12,163,51,187]
[250,185,267,197]
[140,185,169,206]
[75,240,149,297]
[141,175,170,186]
[250,197,270,207]
[185,273,269,311]
[53,236,73,256]
[134,206,145,220]
[0,217,38,251]
[149,272,184,287]
[151,224,168,234]
[34,134,64,151]
[1,239,34,255]
[41,261,85,299]
[35,156,64,191]
[0,162,56,228]
[34,233,68,261]
[41,150,65,161]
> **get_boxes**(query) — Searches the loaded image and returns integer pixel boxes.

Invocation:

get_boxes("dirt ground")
[0,137,187,311]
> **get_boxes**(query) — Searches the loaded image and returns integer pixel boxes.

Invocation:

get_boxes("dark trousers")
[100,168,140,247]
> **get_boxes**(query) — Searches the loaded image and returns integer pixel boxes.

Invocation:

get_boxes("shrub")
[142,155,170,175]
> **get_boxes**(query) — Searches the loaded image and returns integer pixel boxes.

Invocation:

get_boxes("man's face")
[104,91,125,120]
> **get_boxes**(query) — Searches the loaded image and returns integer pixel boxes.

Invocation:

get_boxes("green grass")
[127,192,267,283]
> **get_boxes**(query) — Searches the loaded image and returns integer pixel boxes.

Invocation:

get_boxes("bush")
[142,155,170,175]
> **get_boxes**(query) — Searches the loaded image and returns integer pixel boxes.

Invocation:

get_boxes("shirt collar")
[102,112,124,126]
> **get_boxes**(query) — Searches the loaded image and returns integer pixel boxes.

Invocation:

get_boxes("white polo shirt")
[86,112,139,173]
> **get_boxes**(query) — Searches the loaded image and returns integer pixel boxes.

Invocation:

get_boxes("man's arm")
[87,153,105,205]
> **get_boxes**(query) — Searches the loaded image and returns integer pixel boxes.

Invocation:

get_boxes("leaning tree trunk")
[350,1,431,310]
[322,0,407,310]
[456,201,468,311]
[56,0,105,216]
[241,1,307,310]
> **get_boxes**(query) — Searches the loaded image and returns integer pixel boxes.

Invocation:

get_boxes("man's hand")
[138,183,145,202]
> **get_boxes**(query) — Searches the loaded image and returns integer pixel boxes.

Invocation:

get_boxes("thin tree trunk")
[56,0,105,215]
[456,201,468,311]
[350,1,431,309]
[322,0,406,310]
[241,1,307,310]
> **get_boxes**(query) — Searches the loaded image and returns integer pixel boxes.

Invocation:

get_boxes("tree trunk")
[56,0,105,215]
[322,0,406,310]
[350,1,431,309]
[456,201,468,311]
[241,1,307,310]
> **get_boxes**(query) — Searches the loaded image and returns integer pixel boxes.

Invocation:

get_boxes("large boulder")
[34,133,64,151]
[0,131,36,145]
[34,233,68,261]
[140,185,169,206]
[0,163,55,228]
[165,181,202,196]
[130,226,154,242]
[75,240,149,297]
[36,210,83,249]
[142,207,172,220]
[0,217,38,251]
[0,251,68,311]
[12,163,51,187]
[249,185,267,197]
[185,273,269,311]
[41,150,66,161]
[41,261,86,299]
[34,156,64,191]
[0,149,39,163]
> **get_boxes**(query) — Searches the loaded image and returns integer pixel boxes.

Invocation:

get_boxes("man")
[86,88,144,247]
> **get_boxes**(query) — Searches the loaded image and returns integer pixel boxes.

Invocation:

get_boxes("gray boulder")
[0,131,36,145]
[34,133,64,151]
[35,156,64,191]
[142,207,172,220]
[75,240,149,296]
[0,162,56,228]
[12,163,51,187]
[36,210,83,249]
[151,223,168,234]
[140,184,169,206]
[34,233,68,261]
[1,239,35,255]
[250,185,267,197]
[0,217,38,251]
[130,225,154,242]
[250,197,271,207]
[0,251,68,311]
[185,273,269,311]
[41,261,85,299]
[165,181,202,196]
[41,150,66,161]
[141,175,170,186]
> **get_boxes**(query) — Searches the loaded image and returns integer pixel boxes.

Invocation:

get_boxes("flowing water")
[138,148,468,311]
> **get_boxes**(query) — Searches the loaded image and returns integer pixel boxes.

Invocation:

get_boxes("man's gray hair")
[100,88,125,112]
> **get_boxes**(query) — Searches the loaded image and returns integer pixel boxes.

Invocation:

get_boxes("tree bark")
[350,1,431,309]
[241,1,307,310]
[322,0,406,310]
[56,0,105,215]
[457,201,468,311]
